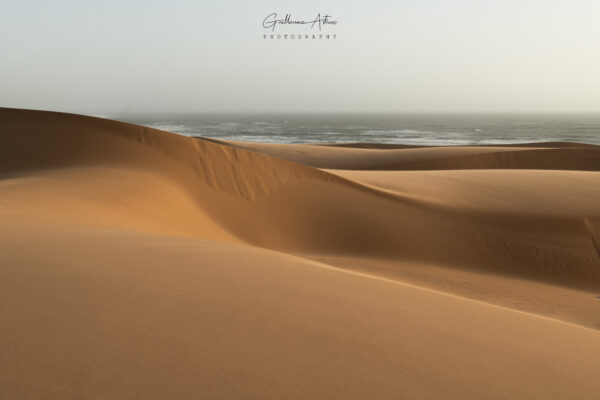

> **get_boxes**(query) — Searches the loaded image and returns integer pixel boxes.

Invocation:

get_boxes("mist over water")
[114,114,600,146]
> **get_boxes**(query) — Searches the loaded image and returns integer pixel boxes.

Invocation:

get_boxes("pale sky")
[1,0,599,113]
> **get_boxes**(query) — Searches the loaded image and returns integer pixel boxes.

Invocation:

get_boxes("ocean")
[112,113,600,146]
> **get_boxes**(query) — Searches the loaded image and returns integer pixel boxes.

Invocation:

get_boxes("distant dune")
[2,107,600,399]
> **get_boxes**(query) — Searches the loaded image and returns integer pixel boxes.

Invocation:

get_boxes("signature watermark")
[262,13,338,40]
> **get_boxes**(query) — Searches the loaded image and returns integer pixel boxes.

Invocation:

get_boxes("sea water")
[113,113,600,146]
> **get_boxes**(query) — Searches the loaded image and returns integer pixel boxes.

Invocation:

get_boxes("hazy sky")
[1,0,599,113]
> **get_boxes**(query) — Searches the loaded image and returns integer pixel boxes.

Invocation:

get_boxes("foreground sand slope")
[2,108,600,398]
[2,226,600,399]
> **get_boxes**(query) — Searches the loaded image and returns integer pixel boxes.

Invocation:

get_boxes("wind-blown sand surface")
[2,108,600,399]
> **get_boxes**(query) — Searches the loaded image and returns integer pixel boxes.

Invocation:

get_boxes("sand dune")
[2,107,600,398]
[219,138,600,170]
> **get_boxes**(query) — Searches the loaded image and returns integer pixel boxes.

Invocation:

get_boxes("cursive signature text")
[262,13,338,31]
